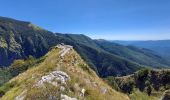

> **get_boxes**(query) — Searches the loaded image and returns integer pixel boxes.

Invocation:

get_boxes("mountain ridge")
[0,44,129,100]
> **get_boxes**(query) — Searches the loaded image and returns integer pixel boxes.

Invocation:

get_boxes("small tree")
[145,80,152,96]
[10,60,25,76]
[106,76,120,91]
[120,80,134,94]
[146,85,152,96]
[135,68,149,91]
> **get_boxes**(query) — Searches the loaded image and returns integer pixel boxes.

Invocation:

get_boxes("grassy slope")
[0,46,129,100]
[129,89,161,100]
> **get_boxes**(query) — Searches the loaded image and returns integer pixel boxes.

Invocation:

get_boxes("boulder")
[36,71,70,87]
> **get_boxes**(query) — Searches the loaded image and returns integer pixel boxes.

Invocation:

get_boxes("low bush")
[0,81,16,97]
[105,76,120,91]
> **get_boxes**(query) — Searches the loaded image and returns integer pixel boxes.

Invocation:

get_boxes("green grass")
[0,69,11,86]
[129,89,160,100]
[0,81,16,96]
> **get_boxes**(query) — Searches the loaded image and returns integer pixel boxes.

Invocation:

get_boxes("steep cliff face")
[0,17,60,66]
[0,44,129,100]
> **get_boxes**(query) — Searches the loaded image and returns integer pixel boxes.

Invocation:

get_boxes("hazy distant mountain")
[113,40,170,59]
[95,40,170,68]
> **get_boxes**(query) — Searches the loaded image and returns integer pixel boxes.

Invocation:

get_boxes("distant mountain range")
[95,40,170,68]
[0,16,170,78]
[113,40,170,59]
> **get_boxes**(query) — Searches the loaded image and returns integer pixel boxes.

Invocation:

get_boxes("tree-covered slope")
[57,34,170,76]
[56,34,142,77]
[113,40,170,59]
[95,40,170,68]
[105,69,170,100]
[0,17,62,66]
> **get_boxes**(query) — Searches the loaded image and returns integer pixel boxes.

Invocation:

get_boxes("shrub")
[146,85,152,96]
[120,80,134,94]
[150,70,160,91]
[9,56,45,77]
[135,68,150,91]
[0,81,16,97]
[136,69,149,81]
[145,80,152,96]
[79,64,92,74]
[162,71,170,89]
[105,76,119,91]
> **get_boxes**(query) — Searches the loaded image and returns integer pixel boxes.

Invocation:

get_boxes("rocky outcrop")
[61,94,77,100]
[100,87,107,94]
[36,71,70,87]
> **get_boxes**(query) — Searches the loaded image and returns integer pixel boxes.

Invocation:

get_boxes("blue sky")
[0,0,170,40]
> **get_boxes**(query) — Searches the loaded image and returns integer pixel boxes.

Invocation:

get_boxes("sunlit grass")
[0,47,129,100]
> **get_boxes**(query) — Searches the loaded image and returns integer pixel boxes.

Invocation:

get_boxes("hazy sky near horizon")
[0,0,170,40]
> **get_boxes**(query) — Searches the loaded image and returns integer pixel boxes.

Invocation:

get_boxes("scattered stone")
[80,88,86,97]
[36,71,70,87]
[60,86,65,91]
[92,82,98,87]
[15,90,27,100]
[61,94,77,100]
[48,95,58,100]
[100,87,107,94]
